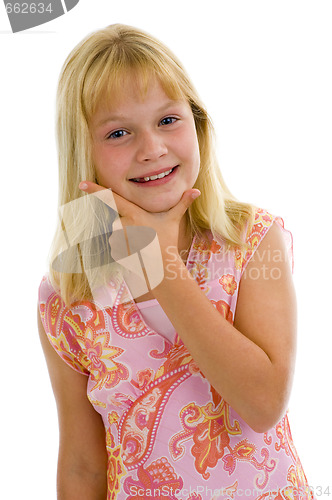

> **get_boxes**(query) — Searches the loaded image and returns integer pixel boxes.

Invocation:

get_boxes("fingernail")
[192,190,201,200]
[79,182,88,190]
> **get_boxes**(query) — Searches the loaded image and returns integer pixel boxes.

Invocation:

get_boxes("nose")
[136,130,168,162]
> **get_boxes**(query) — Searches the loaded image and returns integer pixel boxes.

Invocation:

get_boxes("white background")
[1,0,331,497]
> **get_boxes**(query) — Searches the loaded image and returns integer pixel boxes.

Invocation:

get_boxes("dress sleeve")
[241,208,294,276]
[38,275,90,376]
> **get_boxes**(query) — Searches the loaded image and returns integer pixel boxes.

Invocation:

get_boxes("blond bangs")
[81,42,186,122]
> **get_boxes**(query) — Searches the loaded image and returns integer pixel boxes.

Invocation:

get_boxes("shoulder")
[38,274,66,335]
[38,274,94,376]
[241,208,293,275]
[38,274,97,318]
[38,273,57,303]
[235,208,296,331]
[38,274,72,336]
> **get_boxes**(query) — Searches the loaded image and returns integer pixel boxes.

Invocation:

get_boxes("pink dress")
[38,208,314,499]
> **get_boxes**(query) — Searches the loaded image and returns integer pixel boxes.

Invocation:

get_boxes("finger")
[79,181,140,217]
[79,181,118,212]
[171,189,201,218]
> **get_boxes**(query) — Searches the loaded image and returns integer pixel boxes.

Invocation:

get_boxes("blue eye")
[160,116,177,126]
[108,129,128,139]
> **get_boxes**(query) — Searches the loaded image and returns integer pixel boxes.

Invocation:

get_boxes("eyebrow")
[95,99,184,127]
[96,115,125,127]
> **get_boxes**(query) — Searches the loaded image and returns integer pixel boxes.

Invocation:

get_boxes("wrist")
[161,244,180,261]
[152,248,188,291]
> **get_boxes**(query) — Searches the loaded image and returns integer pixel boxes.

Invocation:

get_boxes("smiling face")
[89,78,200,213]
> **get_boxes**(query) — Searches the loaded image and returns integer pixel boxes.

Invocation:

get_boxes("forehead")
[96,79,185,118]
[85,67,186,123]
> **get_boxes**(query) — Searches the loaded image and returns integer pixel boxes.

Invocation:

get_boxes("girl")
[38,24,314,499]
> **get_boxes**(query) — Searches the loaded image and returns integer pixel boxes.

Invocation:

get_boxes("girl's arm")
[38,310,108,499]
[152,222,297,433]
[79,182,296,433]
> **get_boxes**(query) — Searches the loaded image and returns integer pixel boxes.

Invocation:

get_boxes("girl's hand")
[78,181,200,256]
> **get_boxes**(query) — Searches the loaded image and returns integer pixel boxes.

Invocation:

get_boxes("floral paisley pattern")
[219,274,237,295]
[38,209,312,499]
[123,457,184,500]
[170,399,242,479]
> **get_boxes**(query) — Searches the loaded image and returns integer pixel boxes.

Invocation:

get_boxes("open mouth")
[130,166,178,184]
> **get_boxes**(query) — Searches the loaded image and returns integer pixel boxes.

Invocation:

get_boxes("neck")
[177,213,193,263]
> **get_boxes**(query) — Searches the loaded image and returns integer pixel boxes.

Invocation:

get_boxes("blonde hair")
[49,23,255,305]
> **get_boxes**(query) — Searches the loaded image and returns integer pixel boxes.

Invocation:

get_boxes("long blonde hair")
[49,24,255,305]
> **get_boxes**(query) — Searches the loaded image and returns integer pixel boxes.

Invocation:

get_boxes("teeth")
[144,168,173,181]
[133,168,174,183]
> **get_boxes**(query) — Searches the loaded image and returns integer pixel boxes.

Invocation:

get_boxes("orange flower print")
[210,239,222,254]
[234,248,243,270]
[219,274,237,295]
[84,328,129,391]
[170,400,241,480]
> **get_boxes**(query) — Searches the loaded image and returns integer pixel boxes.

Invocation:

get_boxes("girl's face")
[89,78,200,213]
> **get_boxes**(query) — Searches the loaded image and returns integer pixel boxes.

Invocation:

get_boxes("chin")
[143,198,181,213]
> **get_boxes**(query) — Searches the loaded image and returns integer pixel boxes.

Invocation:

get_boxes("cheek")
[91,145,105,178]
[187,130,201,170]
[186,122,200,155]
[92,146,125,186]
[190,140,201,184]
[177,125,199,158]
